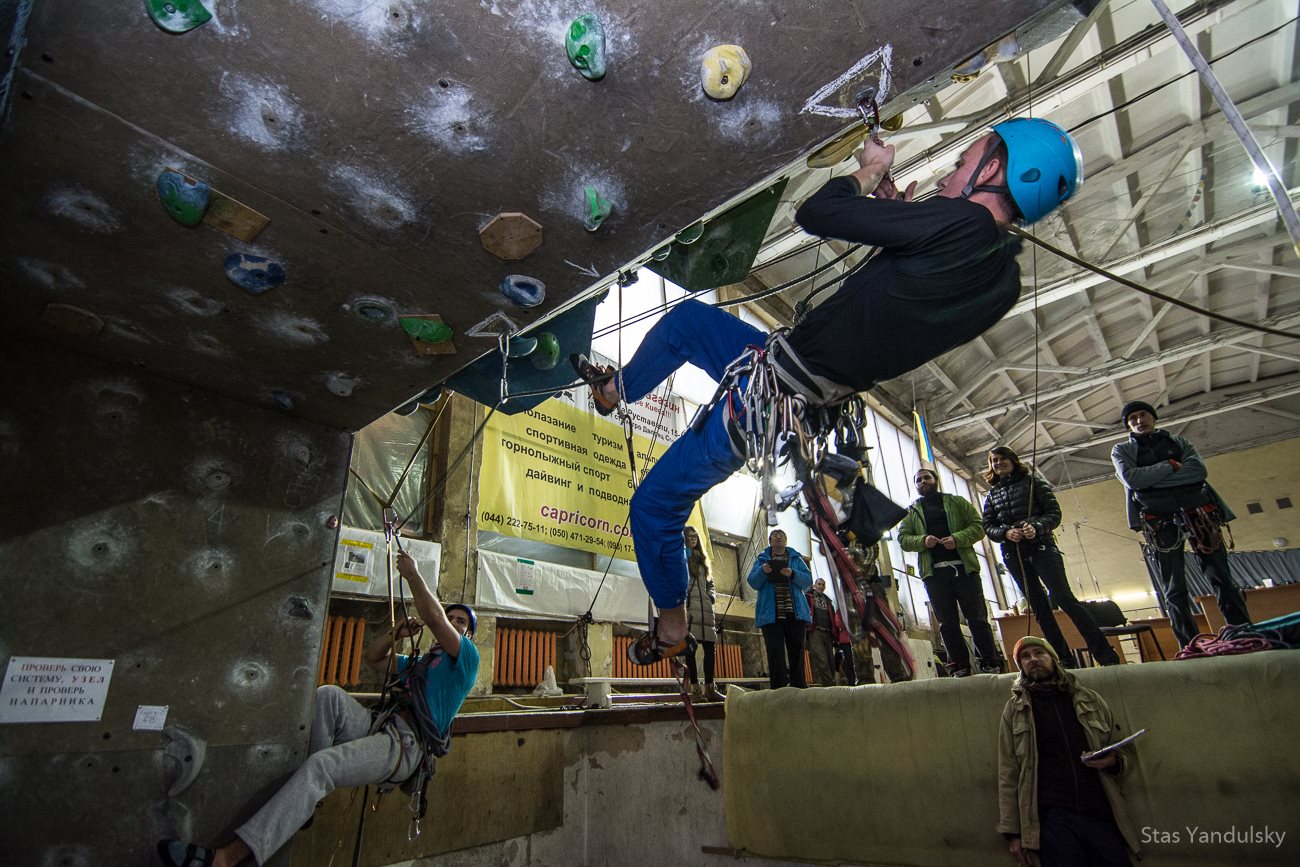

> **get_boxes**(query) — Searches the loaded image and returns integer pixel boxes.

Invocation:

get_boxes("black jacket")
[982,471,1062,545]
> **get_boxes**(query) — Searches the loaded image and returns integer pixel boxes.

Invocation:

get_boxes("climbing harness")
[688,329,914,678]
[1140,502,1233,556]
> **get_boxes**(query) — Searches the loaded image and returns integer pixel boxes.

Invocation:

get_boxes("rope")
[1007,226,1300,340]
[1174,625,1278,659]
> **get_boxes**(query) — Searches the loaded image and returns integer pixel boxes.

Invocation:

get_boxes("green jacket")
[897,493,984,578]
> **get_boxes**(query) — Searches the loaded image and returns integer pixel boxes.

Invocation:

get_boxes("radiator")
[715,642,744,678]
[494,625,559,688]
[317,615,366,688]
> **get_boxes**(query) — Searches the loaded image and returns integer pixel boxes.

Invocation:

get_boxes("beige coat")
[996,677,1141,863]
[685,553,717,641]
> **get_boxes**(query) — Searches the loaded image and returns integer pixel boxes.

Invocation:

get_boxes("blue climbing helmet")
[444,603,477,638]
[988,118,1084,223]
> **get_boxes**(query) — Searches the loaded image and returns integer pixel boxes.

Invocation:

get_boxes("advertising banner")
[477,365,705,562]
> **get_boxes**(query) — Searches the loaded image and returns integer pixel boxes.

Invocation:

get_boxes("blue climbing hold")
[224,253,286,295]
[156,171,210,227]
[500,274,546,308]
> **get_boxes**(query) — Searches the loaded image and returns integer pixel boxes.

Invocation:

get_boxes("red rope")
[1174,626,1274,659]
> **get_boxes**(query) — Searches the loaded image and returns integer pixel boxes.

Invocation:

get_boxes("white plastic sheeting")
[476,549,650,625]
[331,526,441,598]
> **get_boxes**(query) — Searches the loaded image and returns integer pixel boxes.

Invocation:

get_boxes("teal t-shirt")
[397,635,480,736]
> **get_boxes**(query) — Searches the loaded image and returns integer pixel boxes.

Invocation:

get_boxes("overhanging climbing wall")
[1,0,1090,433]
[0,339,350,865]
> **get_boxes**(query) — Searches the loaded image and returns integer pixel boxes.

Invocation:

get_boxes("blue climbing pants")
[622,300,765,609]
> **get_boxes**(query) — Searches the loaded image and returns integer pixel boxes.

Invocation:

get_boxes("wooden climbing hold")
[399,314,458,357]
[566,14,607,81]
[42,303,104,336]
[480,213,543,261]
[701,45,751,100]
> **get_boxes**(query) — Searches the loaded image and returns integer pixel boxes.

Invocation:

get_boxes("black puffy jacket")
[982,470,1062,545]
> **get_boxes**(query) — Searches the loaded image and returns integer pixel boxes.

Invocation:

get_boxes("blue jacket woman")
[746,529,814,688]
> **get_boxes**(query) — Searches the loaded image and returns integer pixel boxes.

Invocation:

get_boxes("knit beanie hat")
[1012,635,1058,671]
[1119,400,1158,426]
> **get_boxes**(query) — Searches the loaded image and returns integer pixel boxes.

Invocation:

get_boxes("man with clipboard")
[996,636,1142,866]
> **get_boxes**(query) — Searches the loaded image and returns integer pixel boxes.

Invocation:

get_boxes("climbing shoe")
[627,619,696,666]
[570,353,618,416]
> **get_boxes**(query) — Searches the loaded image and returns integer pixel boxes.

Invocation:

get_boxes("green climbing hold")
[530,332,560,370]
[145,0,213,34]
[156,170,210,226]
[400,317,453,344]
[583,186,612,232]
[566,14,607,81]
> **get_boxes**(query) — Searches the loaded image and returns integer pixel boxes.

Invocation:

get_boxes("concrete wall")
[0,340,350,866]
[1053,436,1300,615]
[291,708,809,867]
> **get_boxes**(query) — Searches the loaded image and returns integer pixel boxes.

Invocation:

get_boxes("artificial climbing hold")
[324,373,357,397]
[507,336,539,358]
[157,170,210,226]
[530,332,560,371]
[415,385,443,405]
[700,45,751,100]
[145,0,212,34]
[583,186,613,232]
[480,212,543,260]
[675,222,705,245]
[42,303,104,336]
[566,14,607,81]
[347,298,395,324]
[400,317,453,344]
[223,253,285,294]
[271,391,297,411]
[500,274,546,308]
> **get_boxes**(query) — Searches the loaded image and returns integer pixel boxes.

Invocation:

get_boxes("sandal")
[157,839,214,867]
[569,353,619,416]
[627,619,697,666]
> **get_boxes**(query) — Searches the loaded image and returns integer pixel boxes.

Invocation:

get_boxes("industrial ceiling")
[745,0,1300,487]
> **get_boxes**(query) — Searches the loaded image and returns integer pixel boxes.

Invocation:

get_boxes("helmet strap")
[959,138,1004,200]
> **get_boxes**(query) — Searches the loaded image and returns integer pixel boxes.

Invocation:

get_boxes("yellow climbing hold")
[701,45,751,100]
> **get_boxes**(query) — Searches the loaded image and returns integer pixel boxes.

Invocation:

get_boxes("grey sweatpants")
[236,685,421,865]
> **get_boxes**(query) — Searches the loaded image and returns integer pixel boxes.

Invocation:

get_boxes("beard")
[1022,664,1055,682]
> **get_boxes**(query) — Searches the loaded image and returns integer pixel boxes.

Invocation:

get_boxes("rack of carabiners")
[1142,503,1233,556]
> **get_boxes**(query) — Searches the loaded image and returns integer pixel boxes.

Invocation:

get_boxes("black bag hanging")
[844,480,907,547]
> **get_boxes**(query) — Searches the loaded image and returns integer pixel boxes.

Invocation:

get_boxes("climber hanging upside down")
[574,118,1084,663]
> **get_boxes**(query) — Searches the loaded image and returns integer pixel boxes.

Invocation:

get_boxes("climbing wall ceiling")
[745,0,1300,487]
[1,0,1093,432]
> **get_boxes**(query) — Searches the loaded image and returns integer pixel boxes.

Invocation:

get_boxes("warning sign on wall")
[0,657,115,724]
